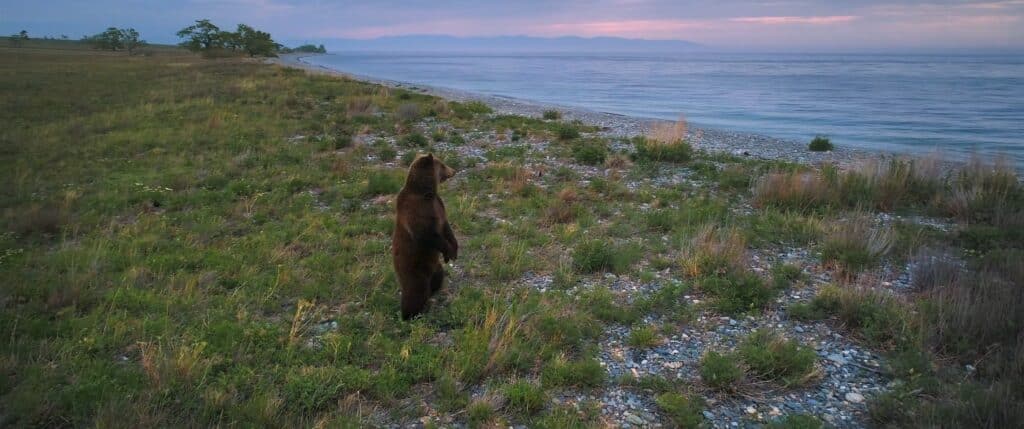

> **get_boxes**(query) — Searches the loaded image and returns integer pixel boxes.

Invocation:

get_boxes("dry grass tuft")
[647,115,688,144]
[682,225,747,277]
[751,171,829,212]
[345,97,376,118]
[820,213,893,277]
[604,153,632,170]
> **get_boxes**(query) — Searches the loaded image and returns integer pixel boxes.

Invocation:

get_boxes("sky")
[3,0,1024,52]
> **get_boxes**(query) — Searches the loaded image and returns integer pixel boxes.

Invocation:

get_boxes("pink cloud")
[729,15,859,25]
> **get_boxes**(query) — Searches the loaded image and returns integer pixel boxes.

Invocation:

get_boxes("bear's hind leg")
[401,278,431,320]
[430,265,445,295]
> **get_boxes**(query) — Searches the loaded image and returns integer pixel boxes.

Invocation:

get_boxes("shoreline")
[270,53,906,168]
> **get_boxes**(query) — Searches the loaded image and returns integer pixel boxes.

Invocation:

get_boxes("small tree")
[120,28,145,55]
[176,19,223,52]
[9,30,28,47]
[236,24,277,57]
[92,27,124,51]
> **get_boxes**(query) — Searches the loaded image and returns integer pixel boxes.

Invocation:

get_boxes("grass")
[820,214,893,276]
[655,392,705,429]
[699,351,744,391]
[2,42,1021,428]
[627,325,661,348]
[738,330,818,387]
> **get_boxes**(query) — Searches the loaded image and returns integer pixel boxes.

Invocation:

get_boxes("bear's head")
[406,153,456,192]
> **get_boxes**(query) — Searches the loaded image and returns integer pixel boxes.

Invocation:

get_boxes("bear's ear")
[426,153,434,160]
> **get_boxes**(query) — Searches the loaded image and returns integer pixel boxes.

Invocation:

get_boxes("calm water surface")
[307,52,1024,165]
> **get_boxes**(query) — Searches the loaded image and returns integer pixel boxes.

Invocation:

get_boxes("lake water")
[306,52,1024,165]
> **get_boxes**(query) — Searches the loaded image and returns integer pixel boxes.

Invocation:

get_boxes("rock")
[702,411,715,420]
[625,413,645,425]
[745,406,757,415]
[845,392,865,404]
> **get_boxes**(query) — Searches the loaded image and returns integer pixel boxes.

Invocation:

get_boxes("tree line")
[176,19,279,57]
[84,28,146,55]
[9,22,324,57]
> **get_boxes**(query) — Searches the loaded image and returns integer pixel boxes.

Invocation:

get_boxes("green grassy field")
[1,44,1021,427]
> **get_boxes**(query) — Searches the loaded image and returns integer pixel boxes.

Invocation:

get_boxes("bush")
[571,139,609,165]
[633,137,693,163]
[655,392,705,429]
[808,136,833,151]
[555,123,580,140]
[700,351,744,391]
[542,110,562,120]
[399,132,429,147]
[738,330,817,387]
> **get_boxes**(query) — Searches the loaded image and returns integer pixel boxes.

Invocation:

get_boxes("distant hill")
[306,35,703,53]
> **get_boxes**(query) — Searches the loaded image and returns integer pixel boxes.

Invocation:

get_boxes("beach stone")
[845,392,865,404]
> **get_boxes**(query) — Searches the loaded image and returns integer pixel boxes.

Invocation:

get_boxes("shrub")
[542,110,562,120]
[503,380,546,415]
[820,214,893,276]
[627,326,661,349]
[571,139,609,165]
[808,136,833,151]
[738,330,817,387]
[399,132,429,147]
[655,392,705,429]
[449,133,466,146]
[633,137,693,163]
[700,351,744,391]
[555,123,580,140]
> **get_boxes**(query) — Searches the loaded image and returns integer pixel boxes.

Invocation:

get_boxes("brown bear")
[392,153,458,320]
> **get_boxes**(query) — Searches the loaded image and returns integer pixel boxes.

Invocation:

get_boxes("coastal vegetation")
[1,43,1021,428]
[808,135,833,151]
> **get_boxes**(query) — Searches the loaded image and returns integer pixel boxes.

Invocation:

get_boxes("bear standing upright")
[392,153,458,320]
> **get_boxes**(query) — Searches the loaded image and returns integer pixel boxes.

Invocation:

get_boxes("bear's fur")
[392,154,458,320]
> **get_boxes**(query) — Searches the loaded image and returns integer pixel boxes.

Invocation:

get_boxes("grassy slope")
[1,46,1021,427]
